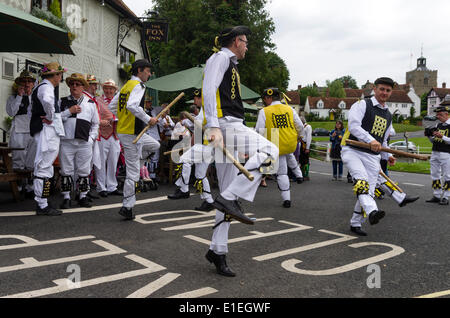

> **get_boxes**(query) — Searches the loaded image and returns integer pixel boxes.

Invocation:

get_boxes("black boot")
[36,205,62,216]
[118,207,134,220]
[205,250,236,277]
[426,197,441,203]
[212,195,254,225]
[369,210,385,225]
[439,198,449,205]
[350,226,367,236]
[399,195,419,207]
[296,177,303,184]
[60,199,72,209]
[167,188,190,200]
[79,197,92,208]
[283,200,291,208]
[99,191,108,198]
[195,201,215,211]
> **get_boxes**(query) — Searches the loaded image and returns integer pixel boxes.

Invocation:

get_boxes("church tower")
[406,52,437,97]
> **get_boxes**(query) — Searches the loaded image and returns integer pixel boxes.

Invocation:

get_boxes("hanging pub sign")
[143,21,169,43]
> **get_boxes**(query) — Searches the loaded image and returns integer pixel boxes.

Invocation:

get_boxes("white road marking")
[2,254,166,298]
[0,235,95,251]
[0,195,189,217]
[253,230,356,261]
[415,289,450,298]
[127,273,180,298]
[281,242,405,276]
[402,183,424,187]
[169,287,218,298]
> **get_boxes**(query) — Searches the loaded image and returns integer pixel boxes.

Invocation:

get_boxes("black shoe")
[296,177,303,184]
[399,195,420,207]
[99,191,108,198]
[60,199,72,209]
[212,195,254,225]
[350,226,367,236]
[369,210,385,225]
[118,207,134,220]
[439,198,449,205]
[79,197,92,208]
[205,250,236,277]
[426,197,441,203]
[168,188,190,200]
[87,190,100,199]
[283,200,291,208]
[195,201,215,211]
[347,178,353,183]
[107,189,123,196]
[36,205,62,216]
[111,189,124,196]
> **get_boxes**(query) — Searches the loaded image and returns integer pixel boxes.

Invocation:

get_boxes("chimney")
[443,82,447,89]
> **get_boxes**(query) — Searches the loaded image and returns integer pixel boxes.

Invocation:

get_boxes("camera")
[425,127,438,137]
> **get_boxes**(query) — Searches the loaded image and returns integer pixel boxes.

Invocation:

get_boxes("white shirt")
[347,96,393,148]
[301,124,312,150]
[202,48,243,128]
[6,94,31,133]
[108,75,151,125]
[255,101,304,137]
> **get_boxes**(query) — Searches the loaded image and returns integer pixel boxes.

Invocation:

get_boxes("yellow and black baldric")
[117,80,147,135]
[342,98,392,155]
[432,123,450,153]
[215,62,245,120]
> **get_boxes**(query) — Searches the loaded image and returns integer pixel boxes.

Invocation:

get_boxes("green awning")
[146,65,260,100]
[0,3,74,54]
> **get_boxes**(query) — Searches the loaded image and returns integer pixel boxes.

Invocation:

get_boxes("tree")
[420,92,428,112]
[299,84,320,105]
[325,79,346,98]
[146,0,289,101]
[336,75,358,89]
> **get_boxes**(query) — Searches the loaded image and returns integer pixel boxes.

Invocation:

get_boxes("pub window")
[119,46,136,65]
[32,0,62,12]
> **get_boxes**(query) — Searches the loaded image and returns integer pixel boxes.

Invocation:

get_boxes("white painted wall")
[0,0,146,133]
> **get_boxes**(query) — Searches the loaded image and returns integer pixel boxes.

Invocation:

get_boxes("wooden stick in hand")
[133,92,185,144]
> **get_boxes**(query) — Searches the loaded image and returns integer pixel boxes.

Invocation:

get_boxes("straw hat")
[14,70,35,85]
[40,62,67,76]
[65,73,89,88]
[86,74,99,84]
[102,79,118,90]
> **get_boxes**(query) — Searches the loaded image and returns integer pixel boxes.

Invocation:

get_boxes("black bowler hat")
[132,59,152,71]
[262,87,280,98]
[218,25,251,46]
[434,106,450,113]
[374,77,395,88]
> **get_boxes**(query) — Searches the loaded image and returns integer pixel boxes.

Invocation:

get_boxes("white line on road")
[402,183,424,187]
[415,289,450,298]
[0,195,188,217]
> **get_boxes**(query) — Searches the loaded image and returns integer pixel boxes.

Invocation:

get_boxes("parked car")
[312,128,330,136]
[390,141,417,152]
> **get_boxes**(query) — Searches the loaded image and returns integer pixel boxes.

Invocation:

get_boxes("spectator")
[330,120,345,181]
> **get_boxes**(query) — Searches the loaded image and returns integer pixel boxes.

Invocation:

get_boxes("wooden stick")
[163,147,190,156]
[183,112,255,182]
[379,170,404,193]
[345,139,430,161]
[133,92,185,144]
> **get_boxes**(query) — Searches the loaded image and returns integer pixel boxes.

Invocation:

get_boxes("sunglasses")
[69,82,84,87]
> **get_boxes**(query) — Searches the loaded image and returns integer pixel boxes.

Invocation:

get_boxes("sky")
[122,0,450,90]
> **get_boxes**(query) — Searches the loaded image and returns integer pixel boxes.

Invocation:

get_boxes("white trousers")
[277,155,290,201]
[430,151,450,199]
[33,125,60,208]
[95,137,121,193]
[59,139,93,199]
[341,147,380,227]
[376,174,406,204]
[287,152,303,178]
[176,144,214,203]
[118,133,160,209]
[10,130,33,170]
[210,121,279,254]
